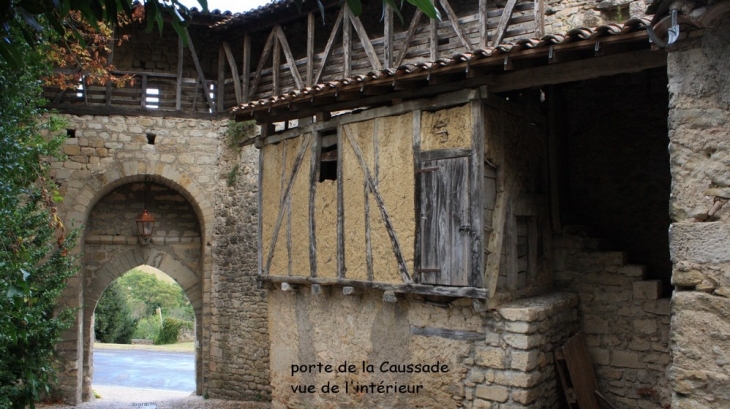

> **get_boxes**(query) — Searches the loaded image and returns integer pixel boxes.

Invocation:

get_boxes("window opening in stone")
[76,79,84,99]
[319,130,338,183]
[67,129,76,138]
[145,88,159,109]
[209,84,215,114]
[146,133,156,145]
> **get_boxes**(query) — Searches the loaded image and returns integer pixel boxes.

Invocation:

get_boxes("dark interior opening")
[67,129,76,138]
[318,130,338,183]
[146,133,157,145]
[554,67,672,295]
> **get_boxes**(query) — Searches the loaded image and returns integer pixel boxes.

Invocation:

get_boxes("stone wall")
[49,114,268,403]
[209,139,270,400]
[267,287,577,409]
[554,230,671,408]
[666,12,730,408]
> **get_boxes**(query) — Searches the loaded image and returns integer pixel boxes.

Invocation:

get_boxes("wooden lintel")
[410,326,484,341]
[259,275,489,299]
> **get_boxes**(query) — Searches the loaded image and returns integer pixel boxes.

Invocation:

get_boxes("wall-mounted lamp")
[136,179,155,245]
[136,209,156,245]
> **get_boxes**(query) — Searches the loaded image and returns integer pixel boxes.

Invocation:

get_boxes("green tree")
[94,282,137,344]
[0,23,78,409]
[118,270,187,317]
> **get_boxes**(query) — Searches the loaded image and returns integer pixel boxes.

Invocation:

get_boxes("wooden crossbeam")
[343,126,412,283]
[492,0,518,47]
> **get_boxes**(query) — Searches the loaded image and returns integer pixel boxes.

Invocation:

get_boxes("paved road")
[93,349,194,392]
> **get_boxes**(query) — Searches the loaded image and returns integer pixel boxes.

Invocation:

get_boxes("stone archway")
[83,248,203,399]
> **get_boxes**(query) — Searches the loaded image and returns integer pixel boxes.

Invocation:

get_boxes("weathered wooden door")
[417,156,471,286]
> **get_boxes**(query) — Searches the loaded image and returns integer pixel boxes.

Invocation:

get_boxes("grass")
[94,341,195,353]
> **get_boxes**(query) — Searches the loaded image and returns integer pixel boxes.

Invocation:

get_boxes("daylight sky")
[181,0,272,13]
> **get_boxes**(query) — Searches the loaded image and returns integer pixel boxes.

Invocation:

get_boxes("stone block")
[475,346,506,369]
[633,280,662,300]
[503,333,543,350]
[493,370,541,388]
[474,385,509,403]
[511,385,543,404]
[642,299,671,316]
[504,320,539,334]
[633,319,658,335]
[618,265,645,278]
[670,222,730,263]
[510,349,540,371]
[611,351,643,368]
[672,269,705,287]
[590,348,610,366]
[472,398,493,409]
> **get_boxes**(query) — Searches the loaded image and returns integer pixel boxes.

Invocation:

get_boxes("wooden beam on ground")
[492,0,518,47]
[313,7,344,85]
[222,41,243,104]
[185,28,216,111]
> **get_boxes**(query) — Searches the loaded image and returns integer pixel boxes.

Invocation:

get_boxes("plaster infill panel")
[421,104,472,151]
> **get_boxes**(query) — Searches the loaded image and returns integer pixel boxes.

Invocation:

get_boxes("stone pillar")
[667,12,730,408]
[56,274,84,405]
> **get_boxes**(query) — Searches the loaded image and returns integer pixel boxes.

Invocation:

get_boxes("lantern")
[136,209,156,245]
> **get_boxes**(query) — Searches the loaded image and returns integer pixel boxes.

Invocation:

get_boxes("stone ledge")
[497,292,579,322]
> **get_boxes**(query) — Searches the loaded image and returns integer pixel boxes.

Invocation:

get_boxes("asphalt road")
[93,349,195,392]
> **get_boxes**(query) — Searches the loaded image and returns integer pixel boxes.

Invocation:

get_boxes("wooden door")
[417,156,471,286]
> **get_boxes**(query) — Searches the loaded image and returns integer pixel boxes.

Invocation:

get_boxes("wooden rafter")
[493,0,518,47]
[313,7,345,85]
[384,8,393,69]
[222,41,242,104]
[394,10,423,67]
[343,6,352,77]
[439,0,471,50]
[242,34,251,103]
[346,7,383,71]
[306,13,314,87]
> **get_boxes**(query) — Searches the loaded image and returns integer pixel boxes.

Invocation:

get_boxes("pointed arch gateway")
[56,163,212,402]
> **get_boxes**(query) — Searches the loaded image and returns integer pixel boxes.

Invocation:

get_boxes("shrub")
[94,282,137,344]
[133,316,162,341]
[154,317,193,345]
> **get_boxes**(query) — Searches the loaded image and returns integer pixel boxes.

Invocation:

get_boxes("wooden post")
[535,0,545,38]
[384,7,393,69]
[176,37,183,110]
[337,126,346,279]
[242,34,251,103]
[343,5,352,78]
[217,45,225,113]
[479,0,488,49]
[141,74,147,108]
[469,96,486,288]
[273,32,281,96]
[430,0,438,60]
[306,13,314,87]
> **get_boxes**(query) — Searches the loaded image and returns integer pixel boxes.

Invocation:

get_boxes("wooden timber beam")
[259,275,489,299]
[493,0,518,47]
[384,8,393,69]
[275,25,304,90]
[222,41,243,104]
[346,6,383,71]
[343,5,352,78]
[394,10,423,67]
[313,7,344,85]
[249,27,277,100]
[306,13,315,87]
[439,0,471,50]
[243,34,251,103]
[176,37,183,110]
[479,0,488,48]
[240,47,665,124]
[184,28,216,111]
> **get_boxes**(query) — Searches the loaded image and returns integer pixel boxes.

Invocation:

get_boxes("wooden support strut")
[439,0,471,50]
[275,25,304,90]
[222,41,243,104]
[492,0,518,47]
[249,28,276,100]
[346,7,383,72]
[313,7,344,85]
[184,28,216,111]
